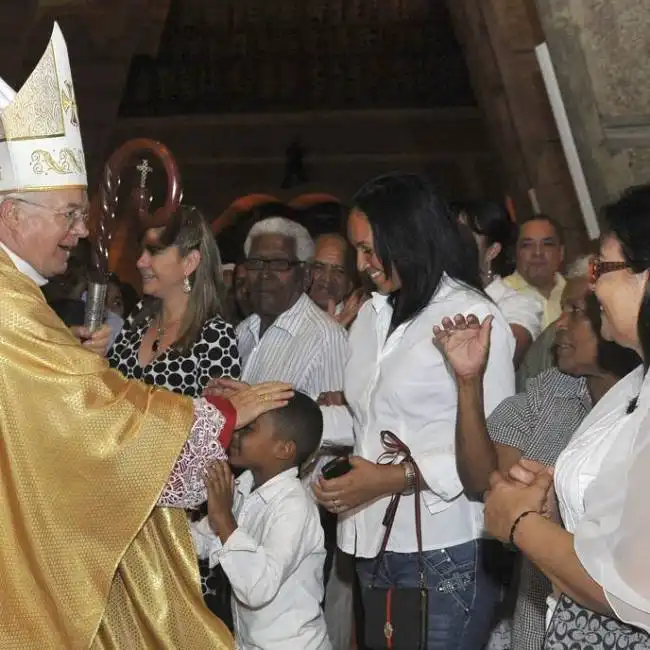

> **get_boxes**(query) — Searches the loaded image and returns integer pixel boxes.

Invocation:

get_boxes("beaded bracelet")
[509,510,538,546]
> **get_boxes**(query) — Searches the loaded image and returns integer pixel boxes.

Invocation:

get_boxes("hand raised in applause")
[433,313,493,380]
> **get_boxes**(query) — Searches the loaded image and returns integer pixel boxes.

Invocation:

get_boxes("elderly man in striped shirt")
[236,217,348,396]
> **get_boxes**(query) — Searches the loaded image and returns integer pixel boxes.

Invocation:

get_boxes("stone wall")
[536,0,650,212]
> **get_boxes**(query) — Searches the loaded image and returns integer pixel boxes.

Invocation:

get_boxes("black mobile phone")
[321,456,352,480]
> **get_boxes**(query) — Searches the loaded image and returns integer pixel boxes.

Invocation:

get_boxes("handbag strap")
[370,430,425,589]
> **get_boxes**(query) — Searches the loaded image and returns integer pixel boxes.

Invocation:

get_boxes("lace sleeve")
[157,398,234,508]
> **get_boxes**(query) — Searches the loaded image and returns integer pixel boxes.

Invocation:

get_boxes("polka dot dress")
[108,301,241,398]
[107,301,240,627]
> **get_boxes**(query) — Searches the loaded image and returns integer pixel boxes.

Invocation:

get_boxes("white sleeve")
[321,403,355,446]
[497,290,544,340]
[575,404,650,633]
[217,497,322,609]
[415,308,515,510]
[190,516,223,562]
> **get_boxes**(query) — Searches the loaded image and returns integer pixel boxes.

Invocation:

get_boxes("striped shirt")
[487,367,592,650]
[236,292,347,399]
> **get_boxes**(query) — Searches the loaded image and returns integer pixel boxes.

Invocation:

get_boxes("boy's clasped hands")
[204,462,238,544]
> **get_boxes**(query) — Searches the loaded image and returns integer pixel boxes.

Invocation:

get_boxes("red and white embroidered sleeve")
[157,396,236,508]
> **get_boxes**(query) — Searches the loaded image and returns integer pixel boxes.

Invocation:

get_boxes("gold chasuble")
[0,249,233,648]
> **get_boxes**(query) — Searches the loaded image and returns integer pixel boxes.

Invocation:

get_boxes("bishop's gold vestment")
[0,249,233,649]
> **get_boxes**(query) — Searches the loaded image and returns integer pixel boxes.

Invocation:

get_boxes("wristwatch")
[401,461,416,495]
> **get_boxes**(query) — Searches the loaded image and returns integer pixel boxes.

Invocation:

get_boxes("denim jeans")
[357,539,500,650]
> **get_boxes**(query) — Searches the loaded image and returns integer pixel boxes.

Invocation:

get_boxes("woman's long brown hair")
[135,205,228,352]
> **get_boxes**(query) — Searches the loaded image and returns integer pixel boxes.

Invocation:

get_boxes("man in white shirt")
[192,392,331,650]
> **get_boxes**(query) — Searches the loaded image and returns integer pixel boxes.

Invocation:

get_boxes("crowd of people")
[2,22,650,650]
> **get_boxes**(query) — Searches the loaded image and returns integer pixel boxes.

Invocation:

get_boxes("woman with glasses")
[434,256,640,650]
[483,185,650,648]
[107,205,241,624]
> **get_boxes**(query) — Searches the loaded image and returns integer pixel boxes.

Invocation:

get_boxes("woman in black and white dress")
[108,205,240,626]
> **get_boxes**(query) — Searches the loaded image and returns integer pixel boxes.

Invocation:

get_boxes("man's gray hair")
[567,255,591,279]
[244,217,315,262]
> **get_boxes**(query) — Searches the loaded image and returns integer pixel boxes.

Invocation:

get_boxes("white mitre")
[0,22,86,194]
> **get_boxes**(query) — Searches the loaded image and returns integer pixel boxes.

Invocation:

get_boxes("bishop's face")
[0,188,90,278]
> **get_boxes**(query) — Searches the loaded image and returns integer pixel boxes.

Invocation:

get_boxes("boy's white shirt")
[191,467,331,650]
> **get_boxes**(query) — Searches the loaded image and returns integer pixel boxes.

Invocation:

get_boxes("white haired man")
[0,23,291,649]
[236,216,348,397]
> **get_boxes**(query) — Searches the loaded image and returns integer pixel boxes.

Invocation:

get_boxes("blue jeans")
[356,539,500,650]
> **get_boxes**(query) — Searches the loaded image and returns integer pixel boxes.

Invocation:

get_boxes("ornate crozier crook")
[85,138,183,331]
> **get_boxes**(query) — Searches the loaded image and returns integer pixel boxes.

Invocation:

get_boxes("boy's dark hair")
[269,391,323,467]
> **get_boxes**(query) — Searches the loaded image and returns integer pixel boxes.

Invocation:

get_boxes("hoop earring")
[183,275,192,293]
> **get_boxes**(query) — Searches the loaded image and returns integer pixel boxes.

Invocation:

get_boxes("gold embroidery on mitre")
[0,42,65,142]
[61,80,78,126]
[30,148,85,175]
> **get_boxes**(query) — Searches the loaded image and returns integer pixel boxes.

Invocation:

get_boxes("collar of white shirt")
[369,275,456,316]
[237,466,299,502]
[244,292,314,341]
[0,241,48,286]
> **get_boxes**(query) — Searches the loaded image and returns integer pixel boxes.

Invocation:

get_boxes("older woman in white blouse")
[483,185,650,648]
[314,173,516,650]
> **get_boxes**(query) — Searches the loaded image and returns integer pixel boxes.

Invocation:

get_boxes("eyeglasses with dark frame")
[588,256,630,283]
[244,258,302,272]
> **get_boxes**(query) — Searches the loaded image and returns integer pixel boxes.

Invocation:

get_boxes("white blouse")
[321,277,516,558]
[486,275,543,341]
[573,368,650,633]
[554,366,644,533]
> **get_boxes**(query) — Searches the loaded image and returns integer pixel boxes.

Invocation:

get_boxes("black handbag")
[363,431,428,650]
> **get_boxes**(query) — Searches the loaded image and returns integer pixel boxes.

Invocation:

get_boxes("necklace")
[151,316,180,353]
[152,322,165,353]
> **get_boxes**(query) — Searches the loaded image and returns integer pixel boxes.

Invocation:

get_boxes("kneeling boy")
[192,391,331,650]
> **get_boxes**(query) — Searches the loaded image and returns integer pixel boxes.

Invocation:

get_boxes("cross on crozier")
[136,159,153,189]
